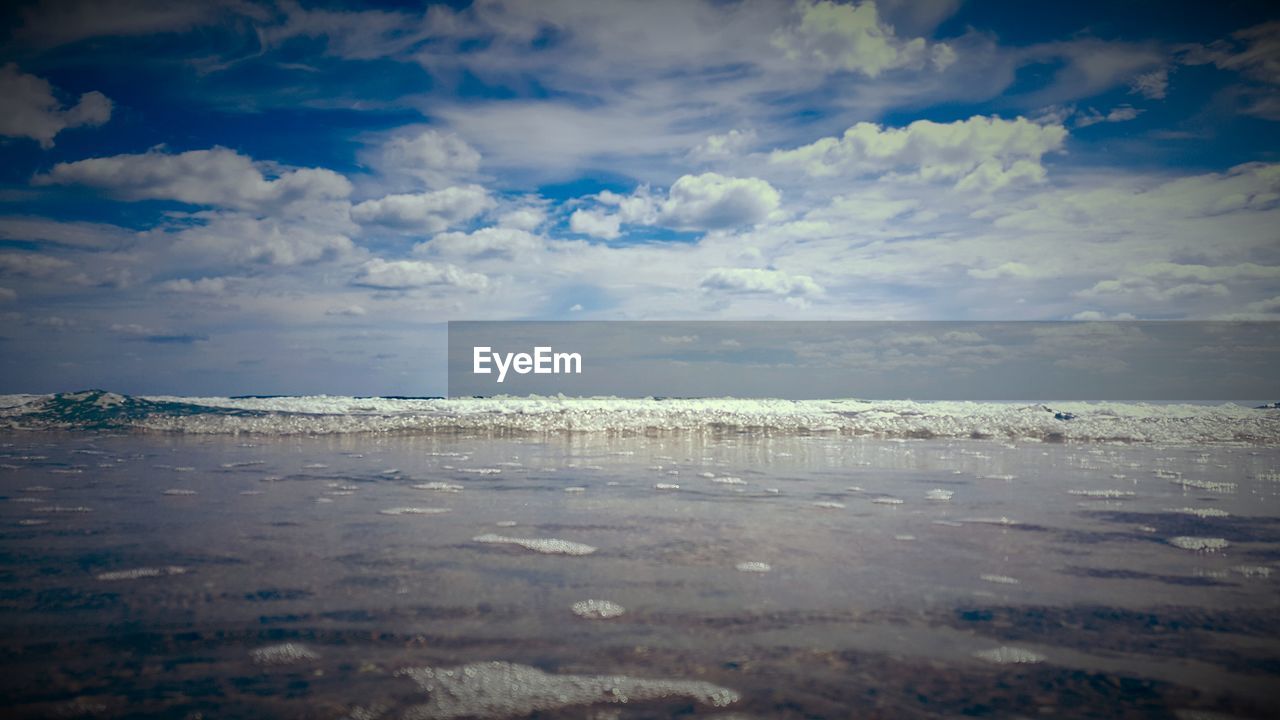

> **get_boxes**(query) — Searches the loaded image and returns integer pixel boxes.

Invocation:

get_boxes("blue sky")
[1,0,1278,395]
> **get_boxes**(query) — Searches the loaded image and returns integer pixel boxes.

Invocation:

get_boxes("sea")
[0,391,1277,718]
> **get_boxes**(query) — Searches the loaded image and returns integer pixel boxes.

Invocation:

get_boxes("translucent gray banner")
[447,321,1279,400]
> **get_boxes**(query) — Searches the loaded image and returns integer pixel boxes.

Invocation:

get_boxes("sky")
[0,0,1278,395]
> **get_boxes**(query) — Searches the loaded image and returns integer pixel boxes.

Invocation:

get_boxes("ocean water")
[0,394,1278,718]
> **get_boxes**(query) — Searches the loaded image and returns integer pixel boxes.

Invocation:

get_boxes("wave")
[1,390,1277,444]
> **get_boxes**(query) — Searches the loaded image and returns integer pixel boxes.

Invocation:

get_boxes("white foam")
[1231,565,1272,578]
[813,501,845,509]
[472,534,597,556]
[414,482,464,492]
[162,489,197,496]
[1164,507,1230,518]
[924,489,953,501]
[563,486,586,493]
[251,643,319,666]
[712,476,747,485]
[380,507,451,516]
[42,394,1271,444]
[974,646,1045,664]
[571,599,625,619]
[979,574,1020,585]
[735,561,772,573]
[96,566,187,581]
[871,497,904,505]
[1168,536,1230,552]
[1067,489,1135,498]
[397,661,738,719]
[654,483,680,490]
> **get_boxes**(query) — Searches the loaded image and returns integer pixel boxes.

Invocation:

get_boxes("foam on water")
[396,661,739,719]
[379,507,451,516]
[95,566,187,581]
[925,489,954,501]
[735,562,772,573]
[1168,537,1231,552]
[1165,507,1230,518]
[250,643,320,666]
[7,391,1279,444]
[974,646,1046,664]
[413,482,464,492]
[571,599,626,619]
[472,534,597,556]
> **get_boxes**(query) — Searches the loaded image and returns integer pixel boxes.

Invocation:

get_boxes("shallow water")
[1,431,1278,718]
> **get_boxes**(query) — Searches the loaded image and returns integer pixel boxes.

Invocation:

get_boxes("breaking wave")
[1,390,1277,444]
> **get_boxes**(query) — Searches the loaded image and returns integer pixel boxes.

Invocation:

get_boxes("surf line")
[473,346,583,383]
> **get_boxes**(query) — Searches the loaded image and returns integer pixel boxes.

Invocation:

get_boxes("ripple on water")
[472,534,597,556]
[397,661,739,719]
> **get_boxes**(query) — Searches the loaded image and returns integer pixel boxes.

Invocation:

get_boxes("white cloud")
[689,129,758,162]
[351,185,492,232]
[418,227,542,259]
[1075,105,1141,128]
[770,115,1067,191]
[35,147,352,212]
[496,205,546,231]
[574,173,782,238]
[968,261,1036,280]
[0,216,132,249]
[0,63,111,148]
[168,214,355,267]
[0,252,74,278]
[353,258,488,291]
[700,267,823,297]
[1129,68,1168,99]
[772,0,955,77]
[157,277,229,294]
[325,305,367,317]
[366,128,482,188]
[569,210,623,240]
[662,173,783,229]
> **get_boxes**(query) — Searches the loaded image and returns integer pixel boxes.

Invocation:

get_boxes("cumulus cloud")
[769,115,1067,191]
[772,0,955,77]
[573,173,782,238]
[366,128,482,188]
[353,258,488,291]
[700,267,823,297]
[34,147,352,212]
[168,214,355,267]
[688,129,758,162]
[569,210,623,240]
[0,64,111,148]
[351,185,492,232]
[495,205,546,232]
[419,227,542,259]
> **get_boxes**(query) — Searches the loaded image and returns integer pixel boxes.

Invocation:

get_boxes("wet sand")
[1,431,1278,718]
